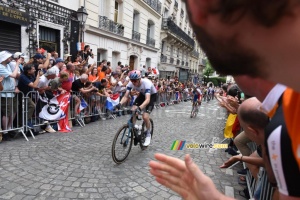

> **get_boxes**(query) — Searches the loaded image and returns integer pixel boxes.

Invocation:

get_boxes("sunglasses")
[130,79,139,83]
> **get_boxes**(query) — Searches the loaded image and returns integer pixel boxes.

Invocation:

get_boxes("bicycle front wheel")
[112,125,133,164]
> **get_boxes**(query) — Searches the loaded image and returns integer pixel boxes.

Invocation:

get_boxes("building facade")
[159,0,206,82]
[83,0,162,71]
[0,0,81,59]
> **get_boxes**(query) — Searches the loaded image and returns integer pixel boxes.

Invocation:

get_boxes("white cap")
[0,51,12,63]
[13,52,27,59]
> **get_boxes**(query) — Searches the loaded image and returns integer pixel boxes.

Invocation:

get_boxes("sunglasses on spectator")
[130,79,139,83]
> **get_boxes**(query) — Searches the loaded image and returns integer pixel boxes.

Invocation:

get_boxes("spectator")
[98,65,108,81]
[32,53,51,76]
[37,68,57,93]
[61,62,75,92]
[18,64,41,122]
[71,74,97,115]
[140,65,146,77]
[88,65,99,83]
[82,45,92,61]
[116,61,122,73]
[0,51,21,139]
[52,58,64,76]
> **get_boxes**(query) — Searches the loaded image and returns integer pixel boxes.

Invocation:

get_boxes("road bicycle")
[190,101,200,118]
[111,110,154,164]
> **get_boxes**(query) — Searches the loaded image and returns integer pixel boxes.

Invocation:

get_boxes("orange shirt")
[283,88,300,169]
[88,74,98,82]
[98,71,106,81]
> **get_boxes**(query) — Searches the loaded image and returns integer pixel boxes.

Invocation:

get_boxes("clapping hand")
[149,154,231,200]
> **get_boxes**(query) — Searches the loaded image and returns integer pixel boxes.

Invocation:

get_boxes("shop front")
[0,4,29,52]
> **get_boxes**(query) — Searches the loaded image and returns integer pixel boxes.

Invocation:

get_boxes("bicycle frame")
[119,111,140,145]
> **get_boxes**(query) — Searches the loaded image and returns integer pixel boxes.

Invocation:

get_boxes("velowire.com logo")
[171,140,228,150]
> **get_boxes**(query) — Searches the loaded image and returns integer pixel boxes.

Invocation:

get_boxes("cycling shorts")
[193,95,200,102]
[134,93,157,113]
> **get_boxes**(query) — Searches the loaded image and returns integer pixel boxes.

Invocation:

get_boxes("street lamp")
[76,6,88,54]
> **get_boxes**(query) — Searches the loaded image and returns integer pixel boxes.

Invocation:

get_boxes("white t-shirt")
[126,78,157,95]
[38,75,51,88]
[51,65,60,76]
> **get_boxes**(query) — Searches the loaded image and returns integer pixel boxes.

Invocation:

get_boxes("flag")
[77,98,88,114]
[105,93,120,111]
[224,113,237,138]
[39,92,72,132]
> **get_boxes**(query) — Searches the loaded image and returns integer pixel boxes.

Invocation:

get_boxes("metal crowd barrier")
[1,88,189,141]
[0,91,29,141]
[25,91,58,137]
[242,142,274,200]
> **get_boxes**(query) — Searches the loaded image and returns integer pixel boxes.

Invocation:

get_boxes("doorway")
[129,55,137,70]
[39,26,60,54]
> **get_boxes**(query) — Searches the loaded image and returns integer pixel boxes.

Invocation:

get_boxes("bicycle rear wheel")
[112,125,133,164]
[140,118,154,150]
[190,105,195,118]
[194,103,199,117]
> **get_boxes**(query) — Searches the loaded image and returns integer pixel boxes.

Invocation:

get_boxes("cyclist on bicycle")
[192,86,202,108]
[117,70,157,147]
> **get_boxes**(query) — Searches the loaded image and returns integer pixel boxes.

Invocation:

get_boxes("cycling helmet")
[128,70,141,80]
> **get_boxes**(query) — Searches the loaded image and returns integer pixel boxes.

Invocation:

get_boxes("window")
[114,1,119,22]
[147,20,155,38]
[133,10,140,31]
[170,45,173,57]
[163,8,169,17]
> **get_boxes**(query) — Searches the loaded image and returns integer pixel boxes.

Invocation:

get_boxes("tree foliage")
[203,59,215,77]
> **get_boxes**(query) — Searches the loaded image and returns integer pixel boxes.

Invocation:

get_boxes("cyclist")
[116,70,157,146]
[192,86,202,109]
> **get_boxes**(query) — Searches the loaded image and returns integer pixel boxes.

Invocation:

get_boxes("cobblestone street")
[0,101,245,200]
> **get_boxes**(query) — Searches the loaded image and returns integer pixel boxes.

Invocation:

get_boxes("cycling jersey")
[262,84,300,197]
[126,78,157,95]
[193,89,202,102]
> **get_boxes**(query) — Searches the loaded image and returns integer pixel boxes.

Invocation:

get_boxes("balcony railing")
[177,59,180,65]
[99,16,124,36]
[192,50,199,58]
[143,0,162,14]
[170,57,174,64]
[146,36,155,47]
[132,30,141,42]
[161,55,167,63]
[174,1,178,10]
[162,18,195,48]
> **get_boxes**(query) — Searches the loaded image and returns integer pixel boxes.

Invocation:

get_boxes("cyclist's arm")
[139,92,150,110]
[120,90,130,105]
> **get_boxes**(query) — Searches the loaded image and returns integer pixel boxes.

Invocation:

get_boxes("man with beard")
[149,1,300,199]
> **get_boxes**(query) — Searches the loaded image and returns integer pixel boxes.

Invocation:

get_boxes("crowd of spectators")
[0,46,210,142]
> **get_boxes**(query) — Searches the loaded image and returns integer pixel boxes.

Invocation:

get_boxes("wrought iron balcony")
[177,59,180,65]
[161,55,167,63]
[146,36,155,47]
[170,57,174,64]
[99,16,124,36]
[174,1,178,10]
[143,0,162,14]
[132,30,141,42]
[181,61,184,66]
[162,18,195,48]
[191,50,199,58]
[180,9,184,18]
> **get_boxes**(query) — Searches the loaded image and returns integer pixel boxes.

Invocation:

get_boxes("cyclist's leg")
[142,94,155,146]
